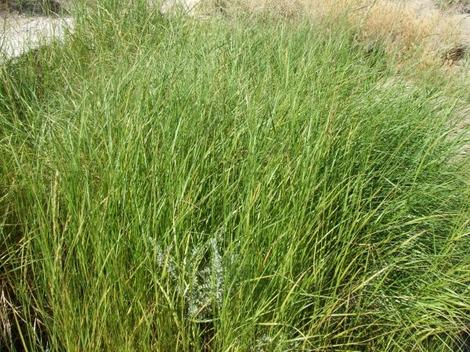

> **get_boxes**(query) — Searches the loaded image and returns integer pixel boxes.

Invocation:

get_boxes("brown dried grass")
[343,1,460,64]
[1,284,13,348]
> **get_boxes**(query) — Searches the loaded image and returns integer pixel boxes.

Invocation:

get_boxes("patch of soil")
[0,14,73,59]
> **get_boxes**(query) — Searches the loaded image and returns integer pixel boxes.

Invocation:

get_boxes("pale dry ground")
[0,13,73,60]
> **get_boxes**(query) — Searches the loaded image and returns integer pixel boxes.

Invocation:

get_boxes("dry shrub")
[344,1,460,64]
[309,0,460,65]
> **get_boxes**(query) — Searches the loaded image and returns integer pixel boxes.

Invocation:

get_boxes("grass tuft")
[0,1,469,350]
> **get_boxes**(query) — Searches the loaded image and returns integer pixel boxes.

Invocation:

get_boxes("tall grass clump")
[1,2,469,350]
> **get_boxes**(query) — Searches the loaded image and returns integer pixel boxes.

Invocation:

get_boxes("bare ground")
[0,13,72,60]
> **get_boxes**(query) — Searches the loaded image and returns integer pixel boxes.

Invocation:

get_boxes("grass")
[1,1,469,351]
[435,0,470,9]
[200,0,463,67]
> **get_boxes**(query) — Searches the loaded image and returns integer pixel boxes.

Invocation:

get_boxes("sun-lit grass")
[0,1,469,351]
[199,0,462,65]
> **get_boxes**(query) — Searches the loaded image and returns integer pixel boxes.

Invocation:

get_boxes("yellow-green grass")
[0,1,469,351]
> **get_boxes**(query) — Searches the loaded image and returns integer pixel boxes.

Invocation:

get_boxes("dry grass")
[197,0,305,18]
[344,1,460,65]
[0,285,12,348]
[198,0,462,66]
